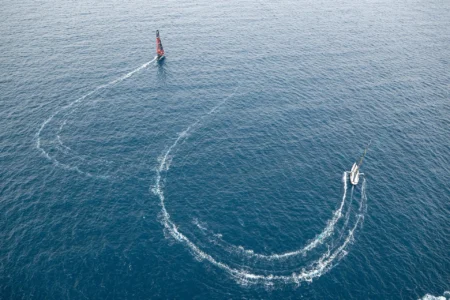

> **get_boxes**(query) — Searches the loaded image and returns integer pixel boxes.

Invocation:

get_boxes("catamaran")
[156,30,165,60]
[349,141,371,185]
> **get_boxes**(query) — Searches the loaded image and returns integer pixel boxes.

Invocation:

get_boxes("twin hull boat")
[349,162,360,185]
[349,142,370,185]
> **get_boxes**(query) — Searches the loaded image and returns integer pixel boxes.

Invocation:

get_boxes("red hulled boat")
[156,30,165,60]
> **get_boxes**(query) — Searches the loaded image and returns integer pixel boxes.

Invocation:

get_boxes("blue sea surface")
[1,0,449,298]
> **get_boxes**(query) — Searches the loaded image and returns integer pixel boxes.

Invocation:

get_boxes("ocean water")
[1,0,449,298]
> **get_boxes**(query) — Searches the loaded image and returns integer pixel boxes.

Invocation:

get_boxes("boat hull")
[349,162,359,185]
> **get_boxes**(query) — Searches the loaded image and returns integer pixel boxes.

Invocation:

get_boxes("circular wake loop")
[152,87,368,286]
[35,57,158,179]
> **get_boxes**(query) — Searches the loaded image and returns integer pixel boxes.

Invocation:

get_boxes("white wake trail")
[35,57,157,177]
[228,171,350,261]
[152,84,368,285]
[155,149,366,285]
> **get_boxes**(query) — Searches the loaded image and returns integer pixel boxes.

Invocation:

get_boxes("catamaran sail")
[349,141,371,185]
[349,162,360,185]
[156,30,165,60]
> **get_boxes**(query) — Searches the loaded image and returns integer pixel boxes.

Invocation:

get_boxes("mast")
[357,140,371,168]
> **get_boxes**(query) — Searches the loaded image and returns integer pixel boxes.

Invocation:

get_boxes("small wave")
[193,218,208,231]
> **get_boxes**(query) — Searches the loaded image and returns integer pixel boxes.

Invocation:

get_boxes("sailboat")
[156,30,165,60]
[349,141,371,185]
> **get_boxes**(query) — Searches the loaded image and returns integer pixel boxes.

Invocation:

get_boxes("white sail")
[350,162,359,185]
[349,141,371,185]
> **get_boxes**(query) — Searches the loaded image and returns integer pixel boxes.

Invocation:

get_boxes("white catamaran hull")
[349,162,359,185]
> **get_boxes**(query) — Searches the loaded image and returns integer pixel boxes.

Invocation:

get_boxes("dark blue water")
[1,0,449,298]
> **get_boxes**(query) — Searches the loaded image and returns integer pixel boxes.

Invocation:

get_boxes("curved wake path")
[152,88,368,285]
[35,57,157,178]
[33,53,369,285]
[219,172,351,261]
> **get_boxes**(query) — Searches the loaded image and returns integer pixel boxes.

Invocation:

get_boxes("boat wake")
[35,57,158,178]
[194,173,359,264]
[419,291,450,300]
[36,57,369,287]
[152,87,368,286]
